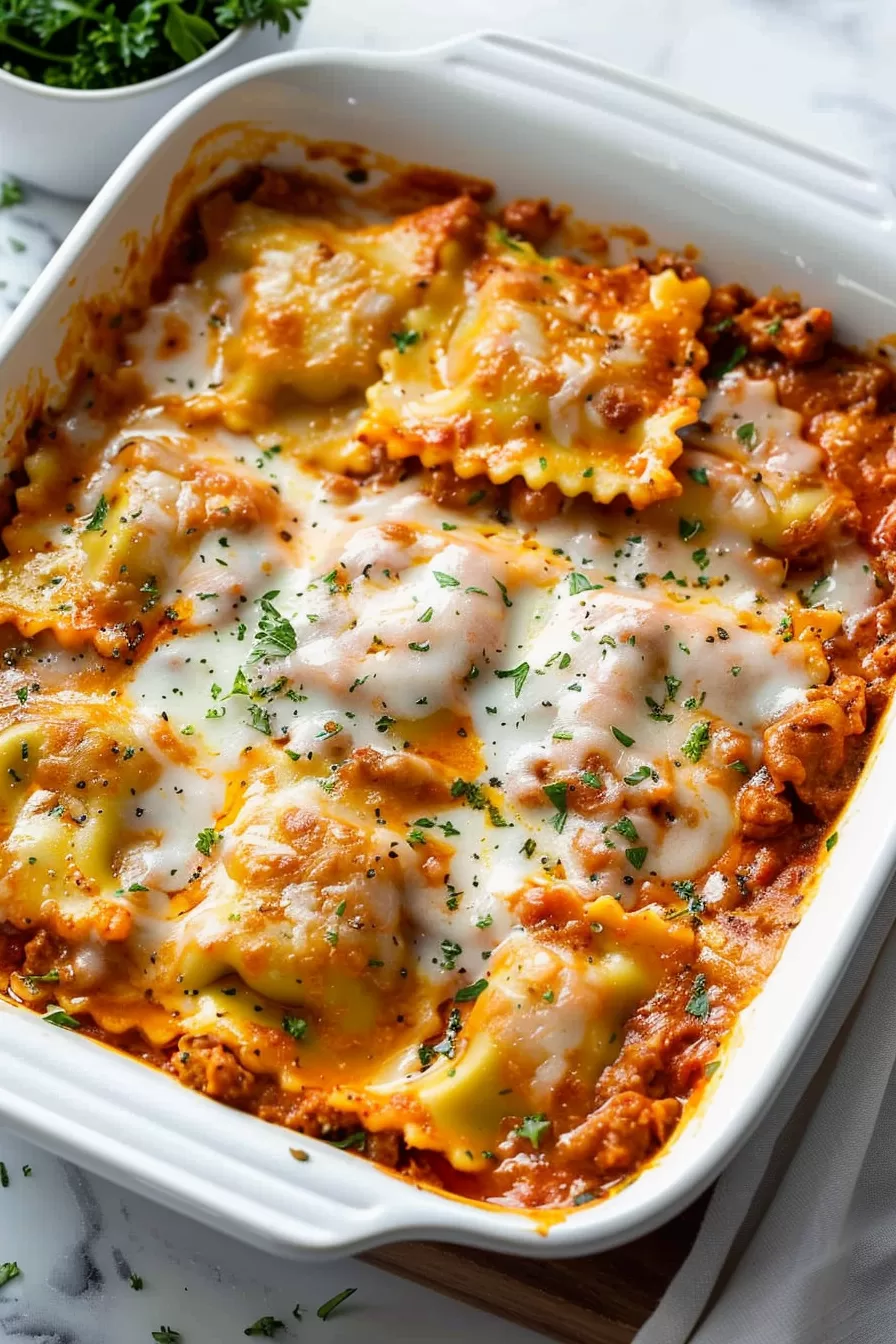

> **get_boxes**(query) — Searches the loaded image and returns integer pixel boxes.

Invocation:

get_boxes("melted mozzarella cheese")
[686,374,834,548]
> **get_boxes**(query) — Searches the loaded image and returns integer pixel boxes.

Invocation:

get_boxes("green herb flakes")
[685,973,710,1020]
[317,1287,357,1321]
[0,1261,19,1288]
[515,1114,550,1148]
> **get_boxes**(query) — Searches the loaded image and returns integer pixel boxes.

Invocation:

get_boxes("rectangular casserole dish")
[2,31,896,1260]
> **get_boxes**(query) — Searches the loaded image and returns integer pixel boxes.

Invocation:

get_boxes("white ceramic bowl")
[0,22,295,199]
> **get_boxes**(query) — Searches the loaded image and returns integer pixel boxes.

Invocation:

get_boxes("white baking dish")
[2,31,896,1262]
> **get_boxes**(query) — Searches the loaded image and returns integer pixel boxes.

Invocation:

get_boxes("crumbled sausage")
[557,1091,680,1174]
[763,675,866,819]
[595,384,643,432]
[498,198,561,249]
[737,768,794,840]
[171,1036,257,1104]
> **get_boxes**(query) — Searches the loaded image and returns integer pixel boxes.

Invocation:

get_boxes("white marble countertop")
[2,1,896,1340]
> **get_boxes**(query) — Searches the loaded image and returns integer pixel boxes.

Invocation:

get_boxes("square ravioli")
[191,186,482,428]
[359,225,711,507]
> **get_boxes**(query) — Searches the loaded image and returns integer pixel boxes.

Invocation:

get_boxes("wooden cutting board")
[365,1194,708,1343]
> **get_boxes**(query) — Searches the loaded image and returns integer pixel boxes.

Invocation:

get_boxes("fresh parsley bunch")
[0,0,307,89]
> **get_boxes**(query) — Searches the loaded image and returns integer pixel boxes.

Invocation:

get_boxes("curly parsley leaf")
[0,1261,19,1288]
[248,594,297,662]
[515,1113,550,1148]
[195,826,222,857]
[681,721,711,763]
[0,0,308,89]
[244,1316,286,1337]
[0,176,23,207]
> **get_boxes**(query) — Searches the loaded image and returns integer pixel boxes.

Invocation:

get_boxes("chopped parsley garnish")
[568,572,599,595]
[685,972,710,1020]
[247,704,272,735]
[391,330,419,353]
[328,1132,365,1152]
[515,1114,550,1148]
[23,969,60,987]
[669,879,705,922]
[282,1014,308,1041]
[494,577,513,608]
[455,979,488,1002]
[581,770,603,788]
[681,721,711,763]
[195,827,221,857]
[611,726,634,748]
[317,1288,357,1321]
[624,846,648,870]
[418,606,434,623]
[623,765,655,786]
[0,2,308,90]
[440,939,463,970]
[451,778,488,809]
[128,1272,143,1290]
[42,1006,80,1029]
[244,1318,286,1337]
[0,1261,19,1288]
[542,781,568,832]
[433,571,459,588]
[0,1163,7,1188]
[495,661,529,697]
[0,178,23,208]
[248,594,297,662]
[709,342,748,379]
[152,1331,182,1344]
[139,576,160,611]
[736,421,758,449]
[826,831,839,852]
[688,466,709,486]
[83,494,109,532]
[678,517,703,542]
[613,817,639,842]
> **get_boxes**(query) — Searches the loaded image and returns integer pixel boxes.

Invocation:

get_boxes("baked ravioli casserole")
[1,162,894,1212]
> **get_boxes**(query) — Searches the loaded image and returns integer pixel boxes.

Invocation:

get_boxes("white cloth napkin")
[636,876,896,1344]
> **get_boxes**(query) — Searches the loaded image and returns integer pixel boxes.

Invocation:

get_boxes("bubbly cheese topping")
[0,185,876,1180]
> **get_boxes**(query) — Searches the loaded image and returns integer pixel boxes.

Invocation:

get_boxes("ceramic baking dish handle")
[432,30,894,226]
